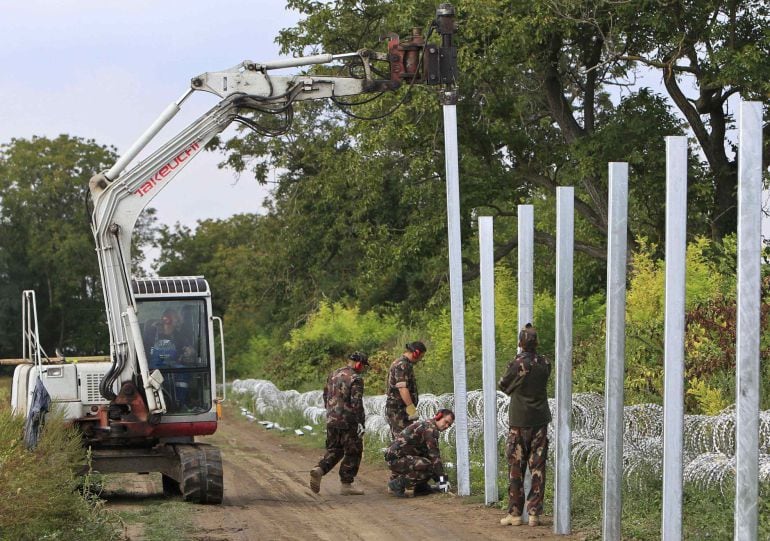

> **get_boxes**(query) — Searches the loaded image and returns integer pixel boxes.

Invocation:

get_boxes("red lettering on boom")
[135,141,201,197]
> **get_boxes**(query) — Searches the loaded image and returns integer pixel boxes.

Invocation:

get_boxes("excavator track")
[175,443,224,504]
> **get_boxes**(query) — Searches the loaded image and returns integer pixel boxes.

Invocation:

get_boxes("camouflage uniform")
[498,349,552,517]
[315,366,365,484]
[385,355,419,440]
[384,419,444,487]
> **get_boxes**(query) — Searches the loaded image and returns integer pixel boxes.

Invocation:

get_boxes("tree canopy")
[0,135,156,357]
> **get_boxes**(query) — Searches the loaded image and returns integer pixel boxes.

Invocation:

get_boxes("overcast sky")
[2,2,766,265]
[0,0,301,261]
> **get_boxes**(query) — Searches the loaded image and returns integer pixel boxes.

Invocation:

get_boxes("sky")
[1,1,766,264]
[0,0,302,265]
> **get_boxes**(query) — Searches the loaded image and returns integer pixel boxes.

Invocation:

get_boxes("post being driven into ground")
[441,87,470,497]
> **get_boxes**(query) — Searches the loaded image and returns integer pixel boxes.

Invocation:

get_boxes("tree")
[0,135,157,356]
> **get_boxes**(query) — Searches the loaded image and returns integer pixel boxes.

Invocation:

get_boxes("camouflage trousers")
[505,424,549,516]
[317,426,363,484]
[385,399,411,440]
[387,455,434,487]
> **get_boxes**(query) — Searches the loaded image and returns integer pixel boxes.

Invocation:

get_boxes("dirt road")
[106,410,585,540]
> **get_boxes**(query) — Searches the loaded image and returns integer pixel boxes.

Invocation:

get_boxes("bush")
[0,408,119,540]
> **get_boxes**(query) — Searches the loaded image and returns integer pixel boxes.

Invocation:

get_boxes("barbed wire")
[231,379,770,490]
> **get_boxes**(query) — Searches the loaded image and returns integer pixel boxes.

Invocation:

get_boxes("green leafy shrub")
[0,409,119,540]
[242,301,403,390]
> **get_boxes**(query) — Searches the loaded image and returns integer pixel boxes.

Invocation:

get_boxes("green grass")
[115,499,194,541]
[0,399,121,541]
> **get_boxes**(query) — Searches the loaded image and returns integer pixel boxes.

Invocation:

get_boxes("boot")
[340,482,364,495]
[414,482,438,496]
[500,513,522,526]
[387,477,407,498]
[309,466,323,494]
[528,515,540,527]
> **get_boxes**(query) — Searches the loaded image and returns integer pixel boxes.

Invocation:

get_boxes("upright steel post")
[517,204,534,523]
[554,187,574,535]
[479,216,498,505]
[441,89,470,496]
[735,100,762,541]
[602,163,628,541]
[518,205,535,330]
[662,137,687,541]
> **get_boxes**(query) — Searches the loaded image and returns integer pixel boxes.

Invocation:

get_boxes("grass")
[115,498,194,541]
[0,379,121,541]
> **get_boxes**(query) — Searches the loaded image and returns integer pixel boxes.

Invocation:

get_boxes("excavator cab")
[132,277,218,417]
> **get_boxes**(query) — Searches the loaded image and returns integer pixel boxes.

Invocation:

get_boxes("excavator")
[10,5,457,504]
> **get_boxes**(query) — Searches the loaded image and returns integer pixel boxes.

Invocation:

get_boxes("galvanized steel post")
[441,92,471,496]
[479,216,498,505]
[602,163,628,541]
[662,137,687,541]
[518,204,534,523]
[735,100,762,541]
[518,206,535,329]
[554,187,574,535]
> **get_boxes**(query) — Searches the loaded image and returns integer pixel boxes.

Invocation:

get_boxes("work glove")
[357,423,366,438]
[406,404,419,421]
[437,475,451,493]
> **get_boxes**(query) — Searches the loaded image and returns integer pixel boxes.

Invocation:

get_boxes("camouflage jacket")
[385,355,418,406]
[498,350,552,428]
[323,366,365,429]
[384,419,444,478]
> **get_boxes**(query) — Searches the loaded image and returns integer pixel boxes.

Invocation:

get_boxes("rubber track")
[177,443,224,504]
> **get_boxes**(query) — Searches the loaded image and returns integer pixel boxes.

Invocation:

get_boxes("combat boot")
[528,515,540,527]
[309,466,323,494]
[500,513,522,526]
[340,482,364,495]
[387,477,407,497]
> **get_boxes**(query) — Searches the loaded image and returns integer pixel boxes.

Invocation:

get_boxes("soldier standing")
[385,409,454,497]
[498,324,552,527]
[385,341,426,439]
[309,352,369,496]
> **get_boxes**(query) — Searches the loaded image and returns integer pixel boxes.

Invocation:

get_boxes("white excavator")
[10,5,457,503]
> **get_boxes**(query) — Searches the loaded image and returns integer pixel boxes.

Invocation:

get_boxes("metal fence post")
[441,91,471,496]
[602,163,628,541]
[662,136,687,541]
[555,187,574,535]
[735,100,762,541]
[479,216,498,505]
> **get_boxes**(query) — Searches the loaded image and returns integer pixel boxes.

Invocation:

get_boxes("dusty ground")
[106,411,586,541]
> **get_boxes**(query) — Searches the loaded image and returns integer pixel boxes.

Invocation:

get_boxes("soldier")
[498,323,552,527]
[385,409,454,497]
[385,341,426,440]
[309,352,369,496]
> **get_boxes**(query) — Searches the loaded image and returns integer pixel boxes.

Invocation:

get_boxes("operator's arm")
[393,361,415,405]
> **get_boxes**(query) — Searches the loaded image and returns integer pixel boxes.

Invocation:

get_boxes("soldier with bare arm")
[385,341,426,439]
[385,409,454,497]
[498,324,552,527]
[309,352,369,496]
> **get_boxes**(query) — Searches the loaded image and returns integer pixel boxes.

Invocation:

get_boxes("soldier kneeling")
[384,409,454,497]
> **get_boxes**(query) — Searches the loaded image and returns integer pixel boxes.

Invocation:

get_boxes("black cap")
[406,341,427,355]
[518,324,538,350]
[349,351,369,365]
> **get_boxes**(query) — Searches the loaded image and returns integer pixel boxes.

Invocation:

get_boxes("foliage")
[236,301,403,390]
[0,408,119,540]
[0,135,158,357]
